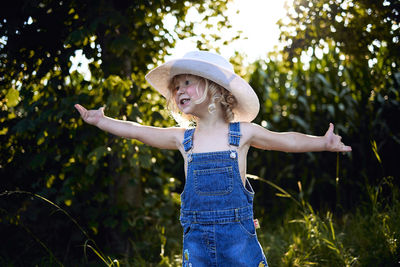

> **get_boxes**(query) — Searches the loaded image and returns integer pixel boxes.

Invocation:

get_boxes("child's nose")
[177,85,187,94]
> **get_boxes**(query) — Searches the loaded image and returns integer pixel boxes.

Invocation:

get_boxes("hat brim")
[145,58,259,122]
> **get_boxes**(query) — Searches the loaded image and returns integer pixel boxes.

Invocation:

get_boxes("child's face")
[172,75,207,114]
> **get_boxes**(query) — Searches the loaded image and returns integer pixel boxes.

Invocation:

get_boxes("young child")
[75,51,351,266]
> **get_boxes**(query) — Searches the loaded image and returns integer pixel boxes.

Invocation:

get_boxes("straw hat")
[145,51,260,122]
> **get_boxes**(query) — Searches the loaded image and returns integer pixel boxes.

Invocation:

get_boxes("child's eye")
[185,80,190,85]
[175,86,180,91]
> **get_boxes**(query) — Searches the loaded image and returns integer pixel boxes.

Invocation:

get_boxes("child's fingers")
[339,144,351,152]
[342,145,352,152]
[328,123,334,133]
[74,104,86,116]
[74,104,86,111]
[336,141,352,152]
[324,123,334,137]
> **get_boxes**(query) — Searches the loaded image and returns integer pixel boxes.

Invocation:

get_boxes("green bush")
[258,177,400,266]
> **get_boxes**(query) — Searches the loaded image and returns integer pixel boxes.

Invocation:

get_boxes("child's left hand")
[324,123,352,152]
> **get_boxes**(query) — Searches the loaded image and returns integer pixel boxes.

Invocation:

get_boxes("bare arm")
[74,104,183,150]
[244,122,352,153]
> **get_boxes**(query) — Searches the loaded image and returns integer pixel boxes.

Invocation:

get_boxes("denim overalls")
[180,122,268,267]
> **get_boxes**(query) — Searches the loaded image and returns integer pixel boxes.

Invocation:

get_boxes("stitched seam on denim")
[180,206,253,223]
[180,216,254,224]
[181,209,253,221]
[194,166,233,175]
[190,150,235,156]
[213,224,218,266]
[238,177,255,197]
[182,128,195,151]
[191,160,234,164]
[190,159,234,165]
[194,166,233,196]
[183,129,194,140]
[181,216,254,222]
[181,212,253,220]
[182,212,251,221]
[181,206,252,213]
[238,219,257,237]
[243,178,255,196]
[183,212,253,219]
[229,122,241,146]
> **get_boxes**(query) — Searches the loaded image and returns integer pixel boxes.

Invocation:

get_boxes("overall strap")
[182,128,195,152]
[229,122,241,147]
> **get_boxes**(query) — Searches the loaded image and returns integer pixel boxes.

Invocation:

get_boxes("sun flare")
[166,0,292,64]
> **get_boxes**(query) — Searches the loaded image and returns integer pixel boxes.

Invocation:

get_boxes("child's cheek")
[188,85,200,98]
[174,94,180,105]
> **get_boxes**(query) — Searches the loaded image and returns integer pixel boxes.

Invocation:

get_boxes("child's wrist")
[95,116,106,128]
[322,135,329,151]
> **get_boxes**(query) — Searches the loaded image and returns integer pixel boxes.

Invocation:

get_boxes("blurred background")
[1,0,399,266]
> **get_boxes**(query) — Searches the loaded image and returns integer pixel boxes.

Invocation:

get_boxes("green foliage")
[246,1,400,265]
[0,0,234,265]
[1,0,399,265]
[279,0,400,65]
[258,177,400,266]
[248,37,399,217]
[347,177,400,265]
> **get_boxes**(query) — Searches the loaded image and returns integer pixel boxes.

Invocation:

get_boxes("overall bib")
[180,122,268,267]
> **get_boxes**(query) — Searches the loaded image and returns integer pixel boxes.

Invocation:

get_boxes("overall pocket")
[194,166,233,196]
[238,218,257,237]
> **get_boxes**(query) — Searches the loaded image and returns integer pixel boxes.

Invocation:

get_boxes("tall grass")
[255,175,400,267]
[2,179,399,266]
[0,190,120,266]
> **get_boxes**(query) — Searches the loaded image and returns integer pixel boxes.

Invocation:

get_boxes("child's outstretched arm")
[246,122,351,153]
[74,104,183,150]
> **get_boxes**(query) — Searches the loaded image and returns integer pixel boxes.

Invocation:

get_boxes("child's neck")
[196,112,228,131]
[192,115,231,153]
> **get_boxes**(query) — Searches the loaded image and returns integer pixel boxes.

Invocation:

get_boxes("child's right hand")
[74,103,182,150]
[74,104,104,126]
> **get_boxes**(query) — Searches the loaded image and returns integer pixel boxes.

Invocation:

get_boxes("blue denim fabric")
[180,122,268,267]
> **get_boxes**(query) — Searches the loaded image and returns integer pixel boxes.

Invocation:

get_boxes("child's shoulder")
[238,121,255,132]
[163,126,188,151]
[238,122,261,145]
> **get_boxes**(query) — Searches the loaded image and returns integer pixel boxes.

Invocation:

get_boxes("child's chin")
[179,105,191,113]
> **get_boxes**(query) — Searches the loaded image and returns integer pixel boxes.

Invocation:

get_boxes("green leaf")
[371,140,382,164]
[5,88,20,107]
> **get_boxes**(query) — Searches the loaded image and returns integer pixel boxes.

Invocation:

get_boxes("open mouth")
[180,98,190,105]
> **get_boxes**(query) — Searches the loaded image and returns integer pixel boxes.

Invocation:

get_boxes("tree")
[279,0,400,64]
[247,0,400,217]
[0,0,236,265]
[245,2,400,264]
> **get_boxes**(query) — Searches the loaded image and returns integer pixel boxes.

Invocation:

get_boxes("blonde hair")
[166,74,237,126]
